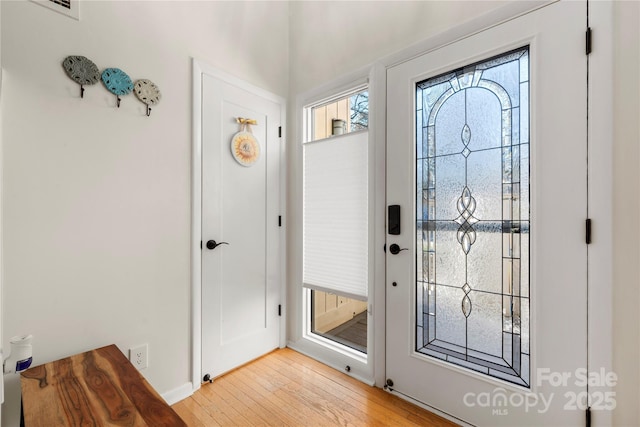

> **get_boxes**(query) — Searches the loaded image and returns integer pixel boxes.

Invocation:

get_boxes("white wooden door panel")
[386,2,587,425]
[201,73,282,379]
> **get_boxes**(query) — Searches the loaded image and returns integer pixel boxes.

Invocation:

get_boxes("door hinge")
[278,215,282,227]
[586,218,592,244]
[200,240,202,250]
[278,126,282,138]
[586,406,591,427]
[278,304,282,316]
[586,27,592,55]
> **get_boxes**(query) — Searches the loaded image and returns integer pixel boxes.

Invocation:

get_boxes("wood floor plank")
[203,379,268,426]
[258,355,365,427]
[238,369,338,426]
[271,353,423,427]
[190,390,238,426]
[209,376,275,426]
[173,348,458,427]
[242,361,331,425]
[262,352,396,427]
[194,383,254,426]
[172,402,205,427]
[173,399,220,427]
[280,349,455,427]
[222,372,299,426]
[282,352,432,425]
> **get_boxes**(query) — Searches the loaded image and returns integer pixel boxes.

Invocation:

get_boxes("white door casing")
[199,67,284,381]
[386,2,589,425]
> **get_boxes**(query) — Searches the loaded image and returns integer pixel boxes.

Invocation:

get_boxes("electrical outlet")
[129,344,148,370]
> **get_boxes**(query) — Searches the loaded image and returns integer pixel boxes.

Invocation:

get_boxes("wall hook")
[62,56,99,100]
[236,117,257,132]
[236,117,257,126]
[102,68,133,109]
[133,79,161,118]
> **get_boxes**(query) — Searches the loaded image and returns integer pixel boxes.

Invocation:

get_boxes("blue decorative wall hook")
[101,68,133,108]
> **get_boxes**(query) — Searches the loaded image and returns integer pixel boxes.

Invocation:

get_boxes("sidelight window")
[303,87,369,354]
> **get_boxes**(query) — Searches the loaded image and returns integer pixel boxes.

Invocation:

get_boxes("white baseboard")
[161,382,193,405]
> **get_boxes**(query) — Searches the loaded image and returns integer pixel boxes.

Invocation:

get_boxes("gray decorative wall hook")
[62,56,100,98]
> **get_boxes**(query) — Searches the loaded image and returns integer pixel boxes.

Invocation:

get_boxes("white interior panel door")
[386,2,588,425]
[201,72,282,379]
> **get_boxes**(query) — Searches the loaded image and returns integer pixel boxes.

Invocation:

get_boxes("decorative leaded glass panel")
[415,47,530,387]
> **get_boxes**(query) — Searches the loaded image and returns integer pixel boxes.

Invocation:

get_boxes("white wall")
[1,1,288,425]
[287,1,639,425]
[288,0,505,97]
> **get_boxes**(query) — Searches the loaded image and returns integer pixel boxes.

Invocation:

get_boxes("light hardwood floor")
[172,348,457,427]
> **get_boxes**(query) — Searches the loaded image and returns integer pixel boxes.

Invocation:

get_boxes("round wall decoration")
[101,68,133,107]
[63,56,100,85]
[62,56,100,98]
[133,79,161,105]
[101,68,133,95]
[231,131,260,167]
[134,79,161,116]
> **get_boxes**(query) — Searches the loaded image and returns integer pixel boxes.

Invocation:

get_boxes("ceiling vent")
[31,0,79,20]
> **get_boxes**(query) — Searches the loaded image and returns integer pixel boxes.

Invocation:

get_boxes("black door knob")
[389,244,408,255]
[206,240,229,250]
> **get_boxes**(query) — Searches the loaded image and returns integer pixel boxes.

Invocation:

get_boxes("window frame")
[289,71,377,383]
[303,82,370,354]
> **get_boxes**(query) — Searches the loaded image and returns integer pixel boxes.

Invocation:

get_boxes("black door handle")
[206,240,229,250]
[389,244,408,255]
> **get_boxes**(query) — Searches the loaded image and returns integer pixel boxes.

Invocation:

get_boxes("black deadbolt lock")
[388,205,401,235]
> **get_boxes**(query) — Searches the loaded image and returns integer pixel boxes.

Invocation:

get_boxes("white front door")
[386,2,588,425]
[201,71,283,380]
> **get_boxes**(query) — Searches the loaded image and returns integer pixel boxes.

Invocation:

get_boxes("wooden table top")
[20,344,187,427]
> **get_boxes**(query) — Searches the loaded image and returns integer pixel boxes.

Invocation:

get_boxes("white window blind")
[303,131,368,300]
